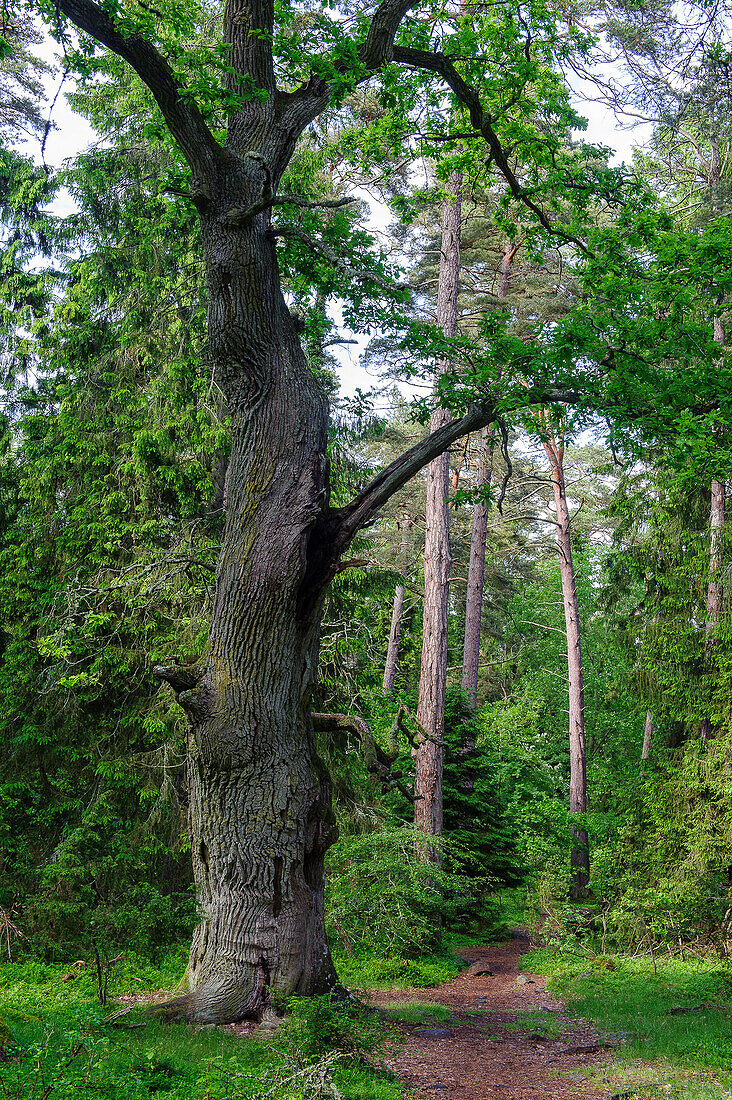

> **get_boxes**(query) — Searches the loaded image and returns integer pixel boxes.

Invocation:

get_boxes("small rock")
[413,1027,455,1039]
[474,996,488,1007]
[516,974,535,985]
[605,1031,634,1046]
[577,971,594,979]
[465,959,494,977]
[560,1042,602,1055]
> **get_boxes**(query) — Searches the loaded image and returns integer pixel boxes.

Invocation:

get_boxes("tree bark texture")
[460,241,518,705]
[542,426,589,899]
[156,153,340,1023]
[414,173,462,848]
[383,517,412,695]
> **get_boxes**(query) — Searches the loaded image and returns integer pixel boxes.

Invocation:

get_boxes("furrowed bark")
[542,423,589,900]
[414,173,462,855]
[145,133,342,1023]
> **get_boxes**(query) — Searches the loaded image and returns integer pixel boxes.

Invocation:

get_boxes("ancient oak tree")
[39,0,591,1024]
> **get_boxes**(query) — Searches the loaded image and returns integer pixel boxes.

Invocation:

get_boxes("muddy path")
[367,933,619,1100]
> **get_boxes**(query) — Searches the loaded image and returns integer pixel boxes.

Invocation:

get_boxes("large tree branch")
[281,0,417,136]
[227,193,356,229]
[56,0,222,179]
[312,711,417,801]
[359,0,417,70]
[332,399,498,548]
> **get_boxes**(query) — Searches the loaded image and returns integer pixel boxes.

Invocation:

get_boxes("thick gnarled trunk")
[157,162,338,1023]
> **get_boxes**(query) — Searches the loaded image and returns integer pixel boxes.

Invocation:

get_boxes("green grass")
[0,958,403,1100]
[332,946,463,990]
[500,1009,564,1039]
[522,947,732,1099]
[381,1001,454,1025]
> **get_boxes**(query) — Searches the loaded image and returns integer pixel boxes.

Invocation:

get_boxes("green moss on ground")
[522,947,732,1098]
[0,957,403,1100]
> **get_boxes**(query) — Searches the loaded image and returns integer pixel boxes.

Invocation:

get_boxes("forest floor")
[366,933,619,1100]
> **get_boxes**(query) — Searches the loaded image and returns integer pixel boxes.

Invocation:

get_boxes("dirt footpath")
[367,933,618,1100]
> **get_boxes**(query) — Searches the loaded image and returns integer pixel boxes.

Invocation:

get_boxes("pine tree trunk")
[414,173,462,851]
[383,518,411,695]
[705,474,725,659]
[543,429,589,900]
[641,710,654,762]
[460,241,517,705]
[461,428,493,706]
[701,316,726,743]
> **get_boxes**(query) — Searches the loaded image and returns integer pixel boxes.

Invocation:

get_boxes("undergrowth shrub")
[325,824,471,960]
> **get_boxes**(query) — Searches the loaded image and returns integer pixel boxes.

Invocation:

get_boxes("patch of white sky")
[23,29,650,410]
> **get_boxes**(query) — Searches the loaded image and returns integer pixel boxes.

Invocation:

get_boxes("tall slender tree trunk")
[414,173,462,850]
[641,710,654,763]
[699,138,726,742]
[542,424,589,900]
[383,517,411,695]
[700,313,726,742]
[461,428,493,706]
[461,241,519,706]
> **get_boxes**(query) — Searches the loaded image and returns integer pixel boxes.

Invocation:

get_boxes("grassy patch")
[333,947,462,990]
[381,1001,454,1025]
[501,1009,565,1039]
[0,959,403,1100]
[521,947,732,1098]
